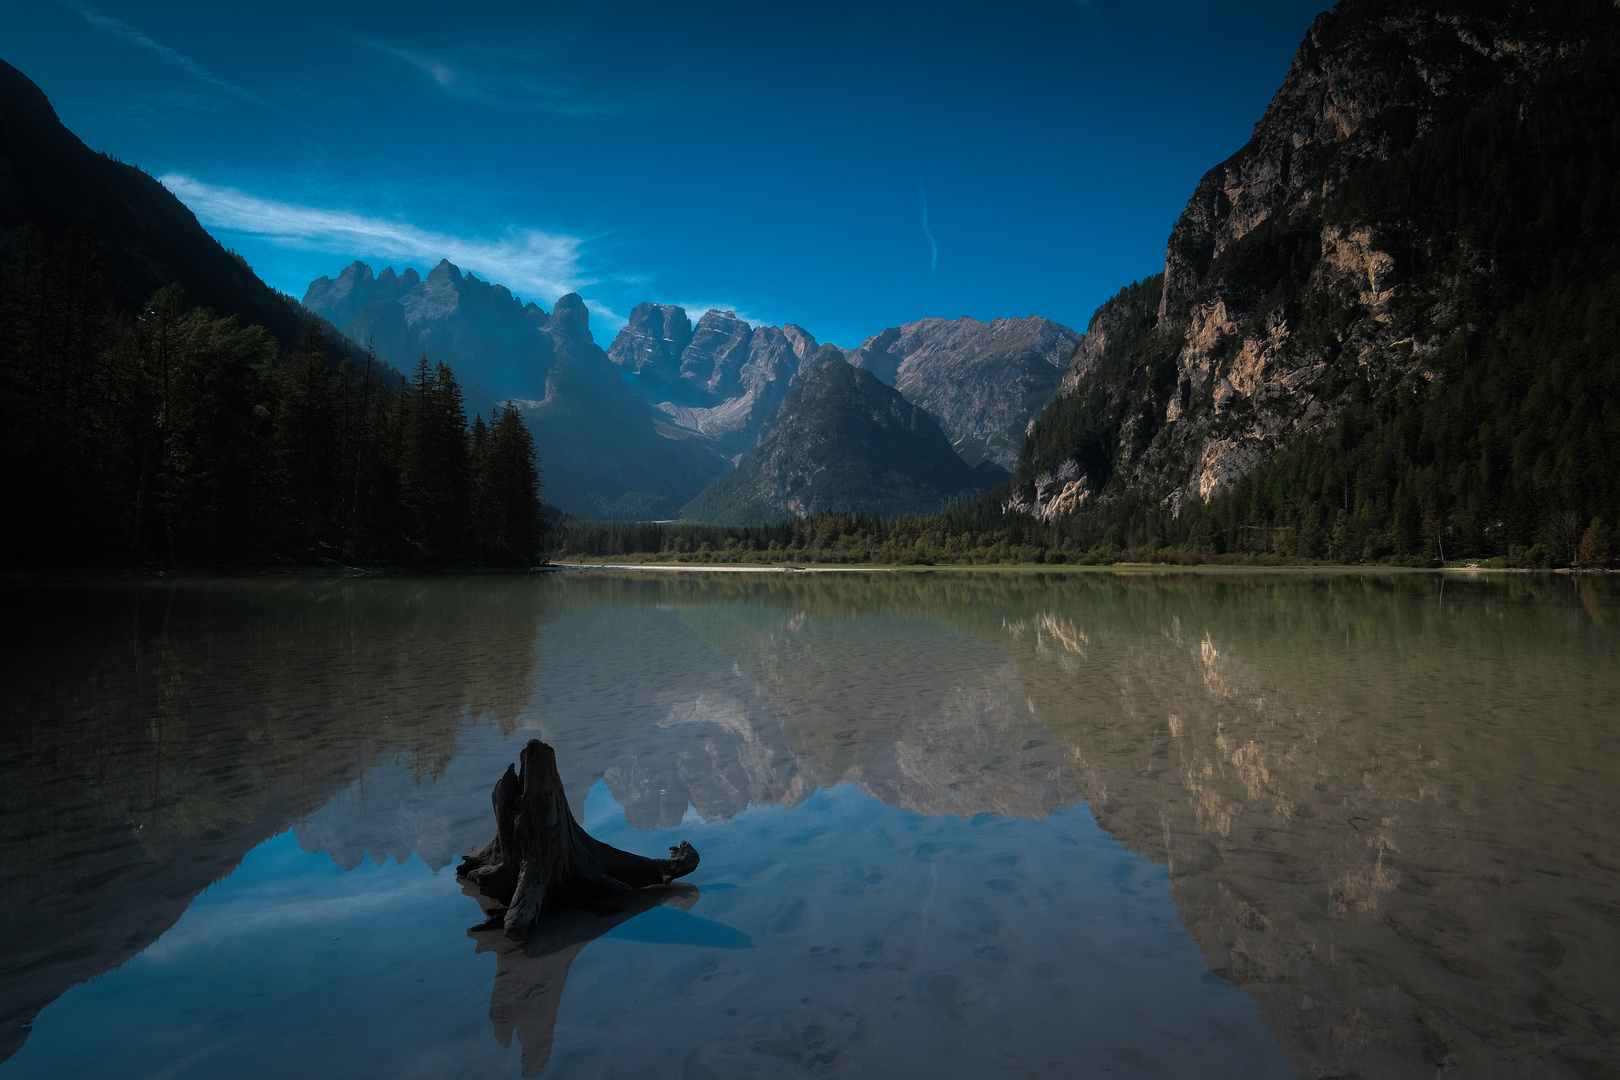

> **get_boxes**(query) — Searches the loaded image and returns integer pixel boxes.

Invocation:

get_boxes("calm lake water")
[0,570,1616,1079]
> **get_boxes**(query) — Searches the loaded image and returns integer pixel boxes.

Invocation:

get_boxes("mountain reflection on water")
[0,571,1616,1078]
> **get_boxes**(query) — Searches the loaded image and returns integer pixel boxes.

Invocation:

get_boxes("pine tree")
[399,357,471,561]
[485,402,544,563]
[272,322,339,551]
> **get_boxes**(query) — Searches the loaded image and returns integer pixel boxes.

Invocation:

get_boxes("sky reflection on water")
[4,780,1289,1079]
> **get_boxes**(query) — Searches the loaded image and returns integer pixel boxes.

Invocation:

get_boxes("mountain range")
[302,266,1076,522]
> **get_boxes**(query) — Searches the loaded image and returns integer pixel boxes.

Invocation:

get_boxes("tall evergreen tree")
[470,403,544,563]
[399,357,471,561]
[271,322,340,551]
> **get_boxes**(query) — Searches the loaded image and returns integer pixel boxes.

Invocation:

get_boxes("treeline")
[553,511,1308,567]
[0,227,544,567]
[556,496,1612,568]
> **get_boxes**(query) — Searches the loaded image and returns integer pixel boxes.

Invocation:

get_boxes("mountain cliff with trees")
[1007,0,1619,566]
[304,265,732,520]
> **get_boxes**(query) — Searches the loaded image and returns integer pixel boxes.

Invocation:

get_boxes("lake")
[0,570,1615,1079]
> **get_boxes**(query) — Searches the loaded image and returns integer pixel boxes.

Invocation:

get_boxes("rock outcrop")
[304,259,553,412]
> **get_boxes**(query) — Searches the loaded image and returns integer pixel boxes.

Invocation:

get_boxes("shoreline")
[0,562,1609,582]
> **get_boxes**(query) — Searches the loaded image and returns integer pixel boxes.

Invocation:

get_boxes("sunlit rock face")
[848,316,1080,472]
[606,302,694,383]
[609,306,821,460]
[1014,1,1597,519]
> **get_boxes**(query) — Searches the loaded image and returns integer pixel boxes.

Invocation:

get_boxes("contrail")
[56,0,266,105]
[919,183,938,273]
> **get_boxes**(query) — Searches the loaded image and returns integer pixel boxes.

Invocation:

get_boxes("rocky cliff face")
[304,259,554,412]
[1013,0,1613,526]
[680,347,992,524]
[606,302,694,382]
[848,316,1080,473]
[522,297,732,519]
[608,305,820,460]
[609,307,1081,487]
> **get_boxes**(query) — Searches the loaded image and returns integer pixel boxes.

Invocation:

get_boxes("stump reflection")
[468,882,701,1077]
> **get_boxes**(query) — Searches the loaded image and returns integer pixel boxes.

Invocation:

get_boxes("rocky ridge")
[305,268,1085,523]
[304,259,553,413]
[609,304,820,460]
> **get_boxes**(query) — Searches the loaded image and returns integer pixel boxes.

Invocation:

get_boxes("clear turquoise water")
[1,571,1615,1078]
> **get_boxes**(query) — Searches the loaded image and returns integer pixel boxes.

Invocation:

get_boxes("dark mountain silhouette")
[0,58,361,363]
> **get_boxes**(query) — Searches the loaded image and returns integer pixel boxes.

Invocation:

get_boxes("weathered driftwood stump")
[457,738,700,940]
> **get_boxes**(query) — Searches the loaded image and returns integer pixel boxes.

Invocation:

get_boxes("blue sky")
[2,0,1327,345]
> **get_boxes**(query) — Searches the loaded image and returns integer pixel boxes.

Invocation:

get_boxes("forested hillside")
[0,59,360,365]
[0,231,544,567]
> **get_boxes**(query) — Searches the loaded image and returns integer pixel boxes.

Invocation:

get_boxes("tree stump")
[457,738,700,940]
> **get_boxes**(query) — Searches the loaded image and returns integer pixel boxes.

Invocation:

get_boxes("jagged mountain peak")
[608,302,695,376]
[606,304,817,457]
[546,292,592,341]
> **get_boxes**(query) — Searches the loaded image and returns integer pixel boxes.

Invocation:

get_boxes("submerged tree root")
[457,738,700,940]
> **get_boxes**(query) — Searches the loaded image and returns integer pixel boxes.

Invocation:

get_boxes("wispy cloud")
[160,175,589,304]
[363,41,630,116]
[56,0,266,105]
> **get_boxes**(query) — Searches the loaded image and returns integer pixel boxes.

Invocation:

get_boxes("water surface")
[0,571,1614,1078]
